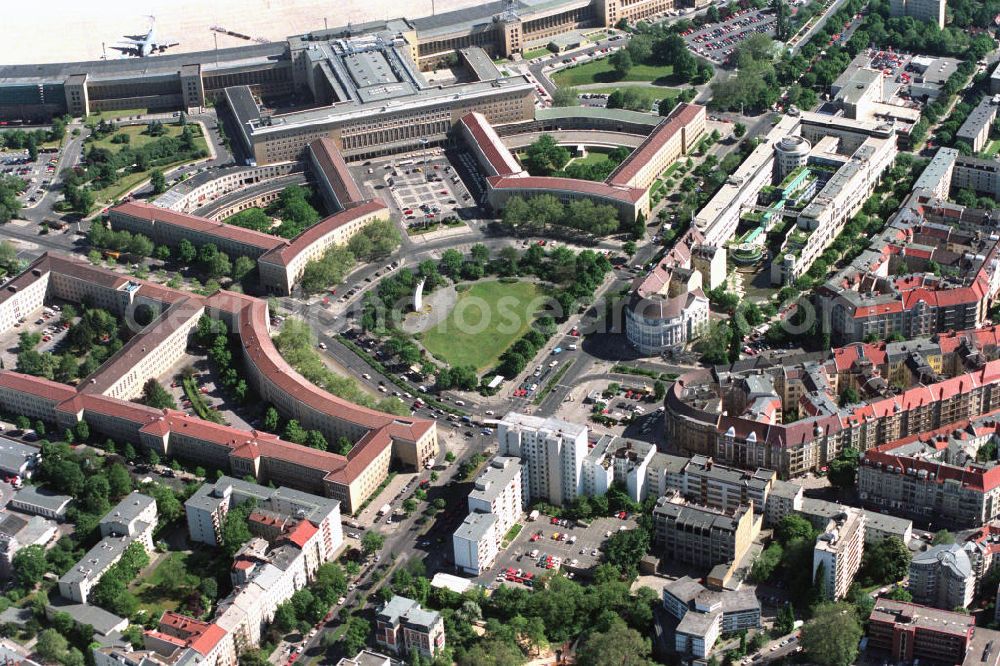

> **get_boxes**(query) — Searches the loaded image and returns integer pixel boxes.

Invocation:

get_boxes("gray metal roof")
[58,535,132,585]
[46,599,128,636]
[454,511,497,542]
[912,543,973,579]
[12,486,72,513]
[102,493,156,529]
[534,106,662,127]
[0,437,38,474]
[469,457,521,505]
[0,42,286,85]
[377,595,441,631]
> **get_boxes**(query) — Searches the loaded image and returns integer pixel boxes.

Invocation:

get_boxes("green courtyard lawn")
[570,150,613,167]
[552,60,676,87]
[984,139,1000,158]
[91,124,209,202]
[421,280,547,372]
[130,549,227,618]
[91,123,195,151]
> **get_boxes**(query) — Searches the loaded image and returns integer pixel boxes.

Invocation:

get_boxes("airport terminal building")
[0,0,688,124]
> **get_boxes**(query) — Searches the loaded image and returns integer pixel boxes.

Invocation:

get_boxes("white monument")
[413,277,426,312]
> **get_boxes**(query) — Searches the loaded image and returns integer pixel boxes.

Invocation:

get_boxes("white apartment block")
[452,512,498,575]
[467,456,523,542]
[497,412,587,506]
[581,436,656,501]
[58,493,157,603]
[813,508,866,600]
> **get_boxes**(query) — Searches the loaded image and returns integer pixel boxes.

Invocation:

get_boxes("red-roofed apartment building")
[459,104,706,225]
[817,199,1000,344]
[0,253,436,514]
[665,326,1000,480]
[108,136,386,296]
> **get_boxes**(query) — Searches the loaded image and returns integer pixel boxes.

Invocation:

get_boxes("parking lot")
[1,148,60,208]
[480,513,639,589]
[0,304,71,370]
[368,155,474,236]
[681,9,775,64]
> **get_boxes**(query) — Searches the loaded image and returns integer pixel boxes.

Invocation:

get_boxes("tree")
[551,87,580,107]
[776,602,796,635]
[576,617,652,666]
[141,379,176,409]
[342,617,371,657]
[653,380,666,401]
[885,586,913,601]
[776,514,815,544]
[751,542,783,582]
[150,169,166,194]
[221,501,255,557]
[233,255,256,282]
[361,531,385,556]
[107,463,133,498]
[522,134,571,176]
[12,545,47,589]
[263,406,280,432]
[610,49,633,77]
[35,629,69,663]
[828,447,860,491]
[800,602,863,666]
[862,537,911,586]
[838,386,860,406]
[734,122,747,138]
[932,529,956,545]
[602,527,649,579]
[178,239,197,264]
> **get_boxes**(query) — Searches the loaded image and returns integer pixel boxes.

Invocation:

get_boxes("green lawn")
[552,60,676,87]
[522,47,554,60]
[984,139,1000,157]
[584,86,680,111]
[421,280,546,372]
[91,126,209,203]
[570,150,613,167]
[501,523,523,548]
[130,550,225,618]
[91,123,191,151]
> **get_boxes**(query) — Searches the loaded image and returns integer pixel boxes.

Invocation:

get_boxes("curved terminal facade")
[0,254,435,513]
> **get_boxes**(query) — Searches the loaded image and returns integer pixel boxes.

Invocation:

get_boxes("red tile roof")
[606,103,705,187]
[458,112,523,177]
[284,519,318,548]
[189,623,227,656]
[308,138,366,207]
[113,202,287,252]
[863,448,1000,492]
[0,371,76,402]
[0,253,435,499]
